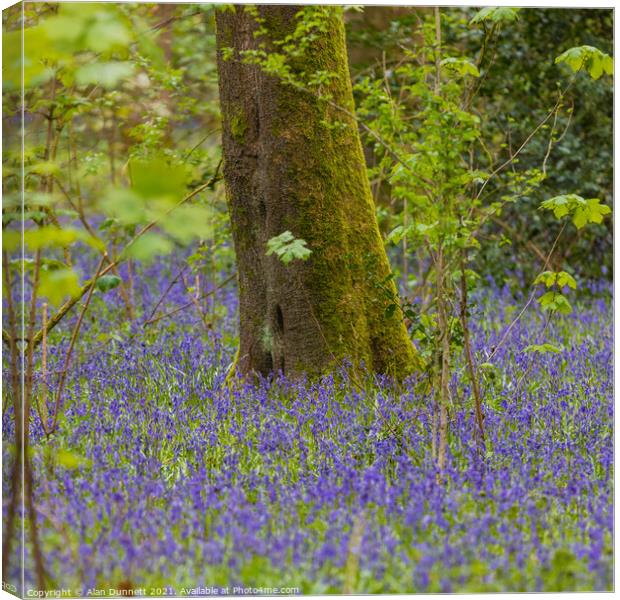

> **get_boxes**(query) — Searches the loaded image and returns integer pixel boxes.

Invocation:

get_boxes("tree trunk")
[215,5,418,378]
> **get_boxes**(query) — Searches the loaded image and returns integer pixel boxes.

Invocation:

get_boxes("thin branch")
[143,272,235,327]
[487,221,567,363]
[472,79,574,205]
[144,263,189,324]
[487,213,547,265]
[48,255,107,436]
[29,173,220,349]
[459,253,485,446]
[54,176,135,319]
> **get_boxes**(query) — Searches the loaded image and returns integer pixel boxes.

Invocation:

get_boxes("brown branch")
[471,79,575,205]
[487,213,547,265]
[487,221,567,363]
[29,174,220,349]
[459,254,485,446]
[144,263,189,324]
[143,272,235,327]
[48,255,107,436]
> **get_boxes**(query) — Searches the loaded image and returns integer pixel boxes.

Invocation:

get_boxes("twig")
[487,221,567,363]
[471,80,574,205]
[143,273,236,327]
[30,174,219,349]
[144,263,189,324]
[48,255,107,436]
[487,213,547,265]
[459,254,485,447]
[54,177,135,319]
[34,303,50,432]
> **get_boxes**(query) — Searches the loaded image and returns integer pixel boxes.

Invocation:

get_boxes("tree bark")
[216,5,418,378]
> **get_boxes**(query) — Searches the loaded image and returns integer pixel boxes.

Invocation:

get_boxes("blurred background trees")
[346,7,612,283]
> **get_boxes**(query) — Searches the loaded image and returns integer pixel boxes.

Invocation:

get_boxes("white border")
[0,2,615,600]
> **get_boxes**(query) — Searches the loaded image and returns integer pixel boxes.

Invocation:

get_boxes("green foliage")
[38,267,81,306]
[266,231,312,265]
[74,61,135,89]
[470,7,520,25]
[555,45,613,80]
[163,205,215,244]
[124,233,174,263]
[533,270,576,315]
[23,226,104,252]
[221,6,346,102]
[440,57,480,78]
[351,8,610,405]
[534,271,577,290]
[129,156,190,201]
[4,4,134,91]
[537,291,572,315]
[3,3,224,329]
[539,195,611,229]
[55,448,93,470]
[95,275,123,293]
[443,8,612,280]
[524,343,563,354]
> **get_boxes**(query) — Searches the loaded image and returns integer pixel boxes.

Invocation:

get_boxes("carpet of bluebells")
[4,251,613,594]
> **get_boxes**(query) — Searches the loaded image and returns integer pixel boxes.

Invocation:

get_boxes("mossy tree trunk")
[216,5,418,378]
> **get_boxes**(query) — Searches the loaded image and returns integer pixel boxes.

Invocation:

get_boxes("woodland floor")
[4,251,613,593]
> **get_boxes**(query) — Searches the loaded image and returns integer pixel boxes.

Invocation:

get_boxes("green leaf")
[537,291,572,315]
[27,161,61,177]
[534,271,556,288]
[470,7,520,24]
[525,343,563,354]
[385,303,397,319]
[125,232,174,263]
[129,157,189,201]
[540,194,611,228]
[266,231,312,265]
[6,26,57,90]
[85,16,131,53]
[56,448,92,470]
[131,15,166,69]
[554,295,573,315]
[386,225,412,245]
[2,231,20,252]
[75,61,135,89]
[161,204,214,244]
[103,188,147,225]
[556,271,577,290]
[95,274,122,293]
[534,270,577,290]
[440,57,480,78]
[572,198,611,229]
[23,226,104,251]
[555,45,613,80]
[38,268,81,306]
[415,222,438,235]
[41,4,132,53]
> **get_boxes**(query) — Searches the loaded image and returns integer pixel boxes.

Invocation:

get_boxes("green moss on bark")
[268,10,417,377]
[230,105,248,141]
[217,5,419,379]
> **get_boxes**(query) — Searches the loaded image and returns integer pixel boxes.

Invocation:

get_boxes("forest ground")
[6,249,612,594]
